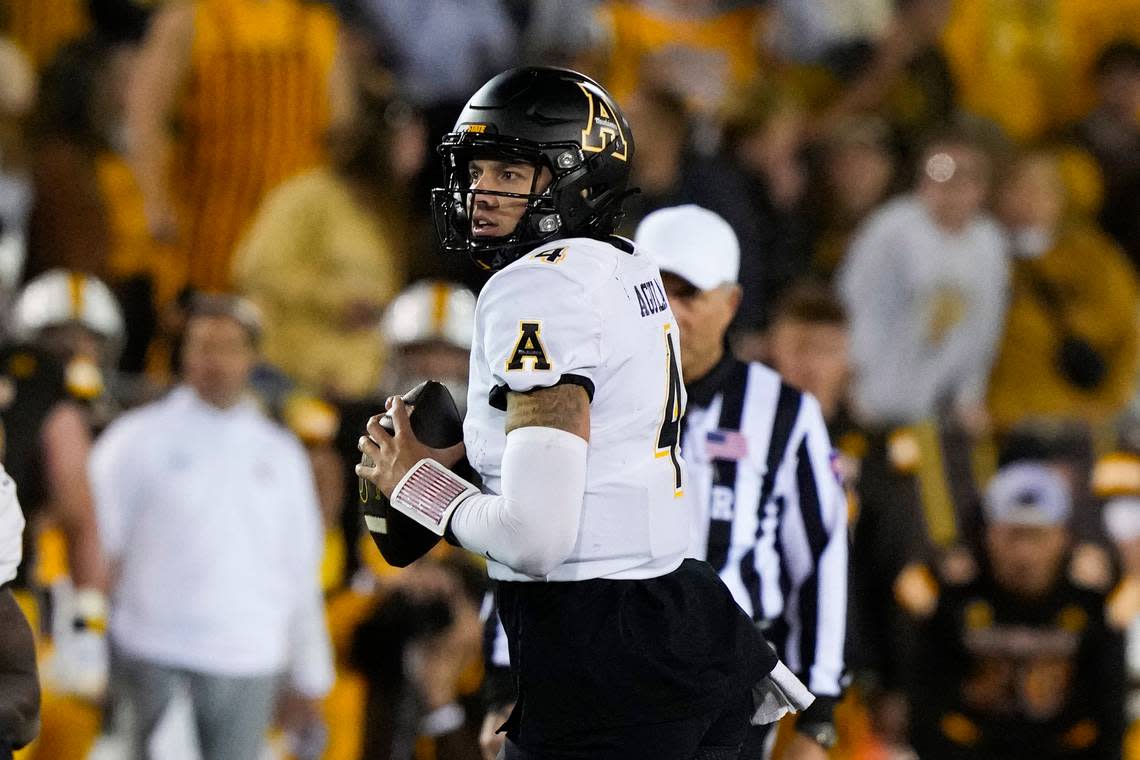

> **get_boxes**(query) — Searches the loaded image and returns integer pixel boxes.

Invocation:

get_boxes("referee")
[636,206,848,760]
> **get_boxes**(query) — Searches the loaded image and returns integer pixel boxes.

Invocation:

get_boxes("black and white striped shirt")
[682,355,848,700]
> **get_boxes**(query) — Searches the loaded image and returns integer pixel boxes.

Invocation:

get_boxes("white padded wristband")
[389,459,480,536]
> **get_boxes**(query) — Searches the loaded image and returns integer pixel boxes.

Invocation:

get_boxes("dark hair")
[186,293,263,347]
[771,281,847,328]
[27,37,111,148]
[88,0,153,45]
[326,89,407,184]
[998,419,1092,468]
[1094,40,1140,79]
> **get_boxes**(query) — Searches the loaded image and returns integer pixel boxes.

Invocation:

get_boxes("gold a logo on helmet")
[577,83,628,162]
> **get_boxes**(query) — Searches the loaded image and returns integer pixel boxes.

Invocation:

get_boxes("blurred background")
[1,0,1140,758]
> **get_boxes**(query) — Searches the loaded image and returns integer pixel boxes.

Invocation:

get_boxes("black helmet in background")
[432,67,635,271]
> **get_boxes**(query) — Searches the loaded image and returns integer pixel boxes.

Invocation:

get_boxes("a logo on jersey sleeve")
[505,321,552,372]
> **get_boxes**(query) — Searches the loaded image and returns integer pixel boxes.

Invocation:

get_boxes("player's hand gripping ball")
[358,381,478,567]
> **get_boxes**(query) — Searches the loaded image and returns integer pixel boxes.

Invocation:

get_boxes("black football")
[359,380,478,567]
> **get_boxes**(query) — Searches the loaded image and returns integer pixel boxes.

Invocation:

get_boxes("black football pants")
[502,688,753,760]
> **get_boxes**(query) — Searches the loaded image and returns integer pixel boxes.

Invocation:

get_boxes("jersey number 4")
[656,326,684,495]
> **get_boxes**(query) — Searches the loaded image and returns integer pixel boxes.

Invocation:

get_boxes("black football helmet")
[431,67,635,271]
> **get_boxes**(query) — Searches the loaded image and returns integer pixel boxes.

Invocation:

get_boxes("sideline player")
[357,67,809,760]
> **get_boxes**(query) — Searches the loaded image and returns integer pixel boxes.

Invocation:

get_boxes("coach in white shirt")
[90,296,333,760]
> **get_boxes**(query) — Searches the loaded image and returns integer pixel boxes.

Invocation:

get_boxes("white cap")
[10,269,125,342]
[382,281,476,351]
[984,462,1072,527]
[634,205,740,291]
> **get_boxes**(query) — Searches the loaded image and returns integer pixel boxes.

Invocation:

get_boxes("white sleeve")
[88,417,143,561]
[449,426,587,578]
[480,260,603,406]
[285,440,334,697]
[0,465,24,584]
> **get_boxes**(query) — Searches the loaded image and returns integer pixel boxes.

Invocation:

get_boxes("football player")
[357,67,808,760]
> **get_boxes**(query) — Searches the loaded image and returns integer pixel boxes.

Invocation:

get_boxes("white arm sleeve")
[449,425,588,578]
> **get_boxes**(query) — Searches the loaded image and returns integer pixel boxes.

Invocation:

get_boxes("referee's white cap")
[635,205,740,291]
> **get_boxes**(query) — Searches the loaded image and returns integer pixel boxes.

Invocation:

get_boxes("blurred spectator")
[350,555,487,760]
[767,0,891,65]
[941,0,1140,143]
[597,0,772,120]
[0,26,33,308]
[839,127,1008,429]
[90,295,334,760]
[806,116,898,279]
[816,0,955,158]
[1073,41,1140,268]
[0,301,109,652]
[720,81,815,342]
[766,280,850,425]
[0,466,39,758]
[232,94,408,402]
[24,39,118,282]
[987,148,1140,436]
[998,420,1116,599]
[842,415,985,751]
[907,463,1125,759]
[378,281,475,409]
[24,24,169,380]
[9,269,127,428]
[126,0,341,292]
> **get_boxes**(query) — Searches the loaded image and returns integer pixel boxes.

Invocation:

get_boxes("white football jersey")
[464,236,689,582]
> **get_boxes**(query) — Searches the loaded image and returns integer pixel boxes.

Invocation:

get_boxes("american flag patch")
[391,459,478,535]
[706,429,749,461]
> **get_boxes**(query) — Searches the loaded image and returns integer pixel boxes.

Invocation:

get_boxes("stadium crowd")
[1,0,1140,758]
